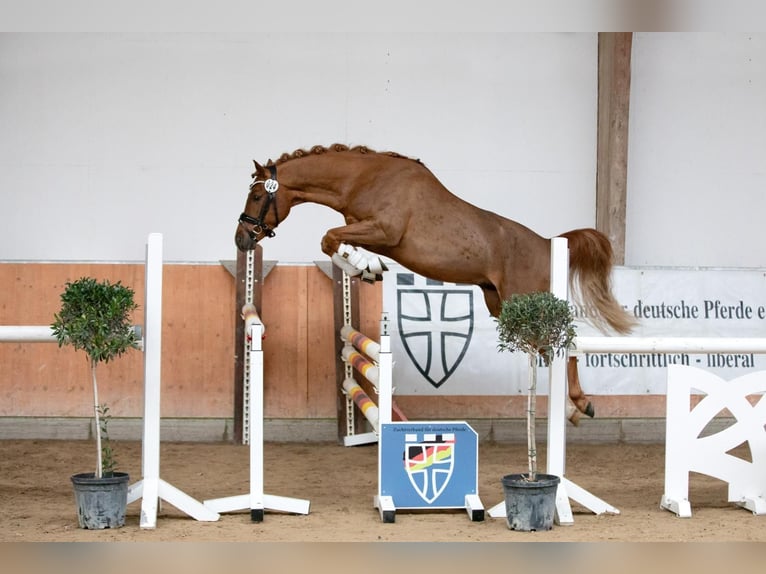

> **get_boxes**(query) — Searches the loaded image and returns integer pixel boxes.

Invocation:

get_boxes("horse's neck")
[281,155,371,211]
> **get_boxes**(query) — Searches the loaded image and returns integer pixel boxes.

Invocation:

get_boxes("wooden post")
[234,245,263,444]
[596,32,633,265]
[332,264,367,443]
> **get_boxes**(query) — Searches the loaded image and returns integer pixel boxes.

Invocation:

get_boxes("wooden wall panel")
[2,261,665,424]
[258,265,382,419]
[0,262,235,418]
[1,263,147,417]
[260,266,310,417]
[392,394,666,420]
[304,266,337,418]
[159,265,236,416]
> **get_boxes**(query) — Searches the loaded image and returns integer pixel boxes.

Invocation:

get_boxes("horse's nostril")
[235,229,257,251]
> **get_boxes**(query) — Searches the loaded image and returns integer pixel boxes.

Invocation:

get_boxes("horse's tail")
[559,228,636,335]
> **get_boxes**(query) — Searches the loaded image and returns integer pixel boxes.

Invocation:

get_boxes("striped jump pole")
[341,345,380,385]
[337,264,394,446]
[340,325,380,361]
[340,312,393,446]
[342,378,380,432]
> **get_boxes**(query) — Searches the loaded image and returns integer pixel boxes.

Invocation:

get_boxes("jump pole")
[489,237,766,523]
[203,285,310,521]
[335,265,397,446]
[0,326,57,342]
[340,311,394,446]
[126,233,220,528]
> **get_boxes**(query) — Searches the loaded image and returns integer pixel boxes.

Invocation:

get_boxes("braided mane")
[270,144,421,165]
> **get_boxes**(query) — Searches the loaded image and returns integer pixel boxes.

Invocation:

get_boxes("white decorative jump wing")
[661,364,766,517]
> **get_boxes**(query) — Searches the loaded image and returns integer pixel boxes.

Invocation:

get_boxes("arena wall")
[0,261,670,443]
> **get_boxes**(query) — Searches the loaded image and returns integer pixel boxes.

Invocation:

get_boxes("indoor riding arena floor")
[2,439,765,543]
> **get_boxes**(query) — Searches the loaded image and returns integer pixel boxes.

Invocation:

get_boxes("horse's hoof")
[361,270,377,283]
[566,401,581,426]
[331,253,363,277]
[585,402,595,418]
[568,411,581,427]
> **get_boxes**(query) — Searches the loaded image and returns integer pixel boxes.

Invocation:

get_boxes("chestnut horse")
[235,144,636,423]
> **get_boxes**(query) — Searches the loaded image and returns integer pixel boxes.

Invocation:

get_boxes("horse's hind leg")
[568,357,594,421]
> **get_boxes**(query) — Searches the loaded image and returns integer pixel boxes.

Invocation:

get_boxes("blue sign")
[379,421,479,509]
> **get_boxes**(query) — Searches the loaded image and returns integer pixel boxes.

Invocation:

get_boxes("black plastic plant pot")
[70,471,130,529]
[501,473,560,531]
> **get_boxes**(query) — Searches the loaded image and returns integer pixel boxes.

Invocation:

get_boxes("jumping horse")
[235,144,636,423]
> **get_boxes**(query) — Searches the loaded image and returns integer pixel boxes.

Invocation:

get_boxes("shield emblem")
[404,433,455,504]
[397,286,474,388]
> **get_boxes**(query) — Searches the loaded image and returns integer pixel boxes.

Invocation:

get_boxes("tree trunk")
[91,360,103,478]
[527,353,537,481]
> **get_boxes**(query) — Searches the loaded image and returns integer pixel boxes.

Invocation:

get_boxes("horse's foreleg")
[567,356,594,420]
[332,243,388,282]
[321,220,400,255]
[322,221,399,282]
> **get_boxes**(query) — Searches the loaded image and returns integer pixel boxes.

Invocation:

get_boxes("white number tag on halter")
[264,179,279,194]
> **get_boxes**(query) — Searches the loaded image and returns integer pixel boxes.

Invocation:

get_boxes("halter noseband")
[239,164,280,240]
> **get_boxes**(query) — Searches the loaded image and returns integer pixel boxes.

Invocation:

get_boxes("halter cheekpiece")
[239,164,280,240]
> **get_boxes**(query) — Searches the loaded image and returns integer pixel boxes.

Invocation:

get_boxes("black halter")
[239,164,279,240]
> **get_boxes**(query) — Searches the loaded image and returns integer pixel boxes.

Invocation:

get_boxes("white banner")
[382,264,766,396]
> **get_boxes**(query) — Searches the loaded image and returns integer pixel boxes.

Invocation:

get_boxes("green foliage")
[51,277,138,477]
[51,277,139,364]
[496,291,576,482]
[496,291,576,365]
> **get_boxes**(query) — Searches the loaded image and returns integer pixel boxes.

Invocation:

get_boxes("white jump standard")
[203,306,310,521]
[661,364,766,517]
[0,234,218,529]
[126,233,220,528]
[488,237,766,524]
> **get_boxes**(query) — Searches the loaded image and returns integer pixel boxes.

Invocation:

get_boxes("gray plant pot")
[501,473,560,531]
[71,472,129,529]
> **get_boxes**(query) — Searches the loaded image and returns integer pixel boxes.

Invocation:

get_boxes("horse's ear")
[252,160,267,177]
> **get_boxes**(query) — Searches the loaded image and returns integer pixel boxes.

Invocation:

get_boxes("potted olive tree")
[496,291,576,531]
[52,277,139,529]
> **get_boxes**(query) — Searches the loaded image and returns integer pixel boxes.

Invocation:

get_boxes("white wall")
[0,33,596,262]
[1,33,764,267]
[626,33,766,267]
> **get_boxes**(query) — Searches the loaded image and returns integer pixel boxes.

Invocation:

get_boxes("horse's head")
[235,160,288,251]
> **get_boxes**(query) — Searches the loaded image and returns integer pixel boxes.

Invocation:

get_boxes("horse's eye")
[251,194,262,202]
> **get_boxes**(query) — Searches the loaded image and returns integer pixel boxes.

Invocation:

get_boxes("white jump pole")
[0,326,57,342]
[573,337,766,355]
[547,238,620,523]
[546,238,581,524]
[376,314,393,428]
[539,241,766,523]
[203,317,310,520]
[126,233,220,528]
